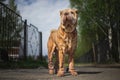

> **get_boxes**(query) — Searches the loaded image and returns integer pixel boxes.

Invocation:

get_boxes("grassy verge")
[0,59,48,69]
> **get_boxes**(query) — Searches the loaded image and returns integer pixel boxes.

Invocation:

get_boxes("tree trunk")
[111,27,119,62]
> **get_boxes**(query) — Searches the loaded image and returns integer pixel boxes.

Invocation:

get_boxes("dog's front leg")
[57,49,65,77]
[54,51,59,74]
[48,43,56,75]
[68,53,78,76]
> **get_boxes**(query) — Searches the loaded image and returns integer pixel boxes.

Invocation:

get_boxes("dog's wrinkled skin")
[47,9,78,77]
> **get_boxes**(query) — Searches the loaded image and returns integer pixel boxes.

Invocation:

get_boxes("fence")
[0,2,42,62]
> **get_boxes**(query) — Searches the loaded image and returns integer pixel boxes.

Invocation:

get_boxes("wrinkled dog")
[47,8,78,77]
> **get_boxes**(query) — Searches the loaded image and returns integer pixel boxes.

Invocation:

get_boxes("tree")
[0,0,5,2]
[8,0,17,12]
[7,0,21,40]
[0,0,22,48]
[70,0,120,63]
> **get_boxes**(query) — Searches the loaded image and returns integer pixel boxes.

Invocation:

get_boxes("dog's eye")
[71,11,74,14]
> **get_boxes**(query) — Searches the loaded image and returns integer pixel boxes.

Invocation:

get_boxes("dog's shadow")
[64,71,102,76]
[65,68,102,76]
[77,71,102,74]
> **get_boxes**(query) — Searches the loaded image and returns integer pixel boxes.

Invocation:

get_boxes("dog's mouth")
[62,21,76,32]
[62,16,77,27]
[61,13,77,32]
[61,17,77,32]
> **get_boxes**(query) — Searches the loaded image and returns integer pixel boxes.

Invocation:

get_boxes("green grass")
[0,59,48,69]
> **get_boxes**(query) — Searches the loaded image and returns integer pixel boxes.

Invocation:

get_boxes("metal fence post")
[24,19,27,60]
[39,32,43,60]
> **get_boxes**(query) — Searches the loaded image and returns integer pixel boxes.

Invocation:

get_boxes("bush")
[0,57,48,69]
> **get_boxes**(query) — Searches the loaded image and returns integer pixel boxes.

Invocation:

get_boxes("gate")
[27,24,42,59]
[0,2,42,61]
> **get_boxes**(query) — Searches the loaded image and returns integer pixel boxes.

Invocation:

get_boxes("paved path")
[0,66,120,80]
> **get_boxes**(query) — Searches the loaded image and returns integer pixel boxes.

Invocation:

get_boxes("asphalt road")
[0,66,120,80]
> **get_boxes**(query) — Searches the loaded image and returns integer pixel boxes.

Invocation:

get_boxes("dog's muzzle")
[63,15,77,26]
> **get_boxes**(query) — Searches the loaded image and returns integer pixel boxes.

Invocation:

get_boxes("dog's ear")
[60,10,63,16]
[73,9,78,14]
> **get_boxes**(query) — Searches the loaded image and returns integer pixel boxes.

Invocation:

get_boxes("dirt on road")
[0,66,120,80]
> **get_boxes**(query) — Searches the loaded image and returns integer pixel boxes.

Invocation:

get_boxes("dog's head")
[60,9,78,32]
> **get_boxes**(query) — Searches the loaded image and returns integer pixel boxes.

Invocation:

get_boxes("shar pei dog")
[47,8,78,77]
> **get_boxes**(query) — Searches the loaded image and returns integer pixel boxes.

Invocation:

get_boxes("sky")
[16,0,70,56]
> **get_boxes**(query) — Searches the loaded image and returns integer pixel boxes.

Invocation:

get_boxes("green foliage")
[0,0,22,48]
[8,0,16,10]
[70,0,120,62]
[8,0,20,14]
[70,0,99,58]
[0,57,48,69]
[0,0,5,2]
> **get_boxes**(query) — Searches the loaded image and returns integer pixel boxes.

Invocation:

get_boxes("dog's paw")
[70,70,78,76]
[49,70,54,75]
[57,71,64,77]
[71,71,78,76]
